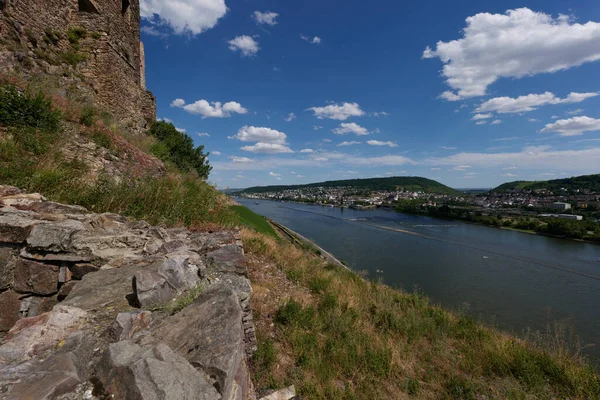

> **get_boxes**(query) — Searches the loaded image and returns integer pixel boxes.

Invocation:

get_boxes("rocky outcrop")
[0,186,257,400]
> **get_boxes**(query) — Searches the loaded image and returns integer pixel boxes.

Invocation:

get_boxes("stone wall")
[0,186,257,400]
[0,0,155,128]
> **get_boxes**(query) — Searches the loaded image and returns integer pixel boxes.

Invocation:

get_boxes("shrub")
[148,121,212,179]
[80,106,96,126]
[67,27,87,48]
[91,131,112,150]
[44,28,61,45]
[0,84,61,132]
[60,51,87,66]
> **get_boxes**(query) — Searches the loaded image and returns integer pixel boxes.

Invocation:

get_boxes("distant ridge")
[492,174,600,193]
[238,176,460,195]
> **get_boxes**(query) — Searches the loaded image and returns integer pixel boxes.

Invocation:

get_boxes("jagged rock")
[0,306,88,364]
[141,284,246,400]
[158,252,199,291]
[20,248,95,263]
[207,245,247,277]
[259,386,298,400]
[13,259,59,295]
[114,311,152,341]
[61,264,141,311]
[0,247,17,290]
[133,270,173,308]
[157,239,187,254]
[58,281,78,301]
[0,212,43,243]
[0,290,21,333]
[70,230,151,261]
[97,341,220,400]
[218,273,252,303]
[27,220,86,252]
[68,263,99,280]
[19,295,57,318]
[6,352,84,400]
[25,201,88,215]
[1,193,46,208]
[0,186,22,198]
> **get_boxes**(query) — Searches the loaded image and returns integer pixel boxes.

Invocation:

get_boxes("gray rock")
[0,290,22,333]
[97,341,220,400]
[114,311,152,341]
[218,273,252,302]
[141,284,245,400]
[0,247,17,290]
[27,220,85,252]
[133,270,174,309]
[0,186,22,198]
[26,201,89,215]
[157,239,187,254]
[158,253,199,291]
[58,281,78,301]
[206,245,247,277]
[20,248,95,264]
[259,386,297,400]
[13,259,59,295]
[0,213,42,244]
[19,295,57,317]
[68,263,99,280]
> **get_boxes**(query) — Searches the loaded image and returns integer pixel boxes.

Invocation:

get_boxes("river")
[238,199,600,366]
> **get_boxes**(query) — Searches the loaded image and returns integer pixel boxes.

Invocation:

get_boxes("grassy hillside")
[230,205,277,238]
[241,176,460,195]
[493,174,600,193]
[245,229,600,399]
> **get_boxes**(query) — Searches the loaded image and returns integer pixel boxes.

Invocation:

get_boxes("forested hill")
[492,174,600,193]
[239,176,460,195]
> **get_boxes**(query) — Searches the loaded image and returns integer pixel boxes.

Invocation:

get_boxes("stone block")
[68,263,99,280]
[133,270,173,309]
[27,220,85,252]
[0,290,22,333]
[13,259,59,295]
[114,311,152,341]
[0,247,17,290]
[206,245,247,277]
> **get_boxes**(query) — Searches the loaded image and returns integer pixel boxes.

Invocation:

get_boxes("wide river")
[238,199,600,366]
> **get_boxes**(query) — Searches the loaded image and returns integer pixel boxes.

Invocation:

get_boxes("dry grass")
[243,229,600,399]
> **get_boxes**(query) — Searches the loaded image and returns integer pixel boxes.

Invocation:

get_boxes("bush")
[149,121,212,179]
[60,51,87,66]
[44,28,61,45]
[91,131,112,150]
[80,106,96,126]
[67,27,87,48]
[0,84,61,132]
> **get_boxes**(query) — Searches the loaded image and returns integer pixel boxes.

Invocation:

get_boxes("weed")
[402,376,420,395]
[67,27,87,48]
[91,131,112,150]
[60,51,87,66]
[80,106,96,126]
[44,28,61,45]
[90,31,101,40]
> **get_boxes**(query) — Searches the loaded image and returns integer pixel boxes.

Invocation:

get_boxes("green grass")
[230,205,277,238]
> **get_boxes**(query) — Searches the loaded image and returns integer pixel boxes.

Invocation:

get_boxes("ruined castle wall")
[0,0,155,128]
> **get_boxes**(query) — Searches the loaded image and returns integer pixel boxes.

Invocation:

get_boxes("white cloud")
[284,113,296,122]
[307,102,365,120]
[502,173,517,177]
[502,166,517,170]
[157,117,173,123]
[424,8,600,100]
[241,143,294,154]
[140,0,227,35]
[232,126,287,144]
[269,172,281,177]
[314,125,323,130]
[426,146,600,172]
[296,175,305,178]
[172,98,248,118]
[451,165,471,171]
[475,92,599,114]
[566,108,584,115]
[440,146,457,150]
[228,36,259,56]
[253,11,278,26]
[371,111,390,117]
[337,141,361,147]
[301,35,321,44]
[332,122,370,136]
[197,132,210,137]
[540,116,600,136]
[300,149,314,153]
[431,167,441,171]
[472,113,493,120]
[211,151,222,155]
[367,140,398,148]
[528,118,539,122]
[230,156,254,164]
[175,127,186,133]
[322,139,332,143]
[475,121,487,125]
[490,119,502,125]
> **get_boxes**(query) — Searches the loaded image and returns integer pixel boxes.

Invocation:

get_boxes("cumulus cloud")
[337,141,361,147]
[332,122,370,136]
[175,127,186,133]
[490,120,502,125]
[228,36,259,56]
[140,0,227,35]
[241,143,294,154]
[301,35,321,44]
[300,149,314,153]
[423,8,600,100]
[367,140,398,148]
[566,108,584,115]
[232,126,287,144]
[230,156,254,164]
[211,151,222,155]
[172,98,248,118]
[253,11,278,25]
[475,92,599,114]
[472,113,493,121]
[540,116,600,136]
[307,103,365,120]
[269,172,281,176]
[284,113,296,122]
[197,132,210,137]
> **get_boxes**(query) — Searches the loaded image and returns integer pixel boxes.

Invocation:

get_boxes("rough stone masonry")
[0,185,258,400]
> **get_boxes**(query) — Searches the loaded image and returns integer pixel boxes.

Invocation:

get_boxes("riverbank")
[243,227,600,398]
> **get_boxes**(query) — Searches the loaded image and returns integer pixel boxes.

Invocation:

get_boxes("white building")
[552,202,572,211]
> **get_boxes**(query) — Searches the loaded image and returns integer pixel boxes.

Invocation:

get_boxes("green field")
[230,205,278,238]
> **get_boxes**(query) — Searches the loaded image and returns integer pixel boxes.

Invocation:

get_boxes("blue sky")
[140,0,600,189]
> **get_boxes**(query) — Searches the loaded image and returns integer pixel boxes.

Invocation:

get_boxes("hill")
[493,174,600,193]
[240,176,460,195]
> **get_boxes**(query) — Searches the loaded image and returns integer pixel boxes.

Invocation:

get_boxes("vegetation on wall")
[148,121,212,180]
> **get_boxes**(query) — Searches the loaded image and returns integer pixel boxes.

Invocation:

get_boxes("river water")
[238,199,600,366]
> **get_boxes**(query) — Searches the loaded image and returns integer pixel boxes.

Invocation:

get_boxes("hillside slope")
[241,176,460,195]
[493,174,600,193]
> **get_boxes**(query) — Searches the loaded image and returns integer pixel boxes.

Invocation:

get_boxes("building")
[0,0,155,129]
[551,202,572,211]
